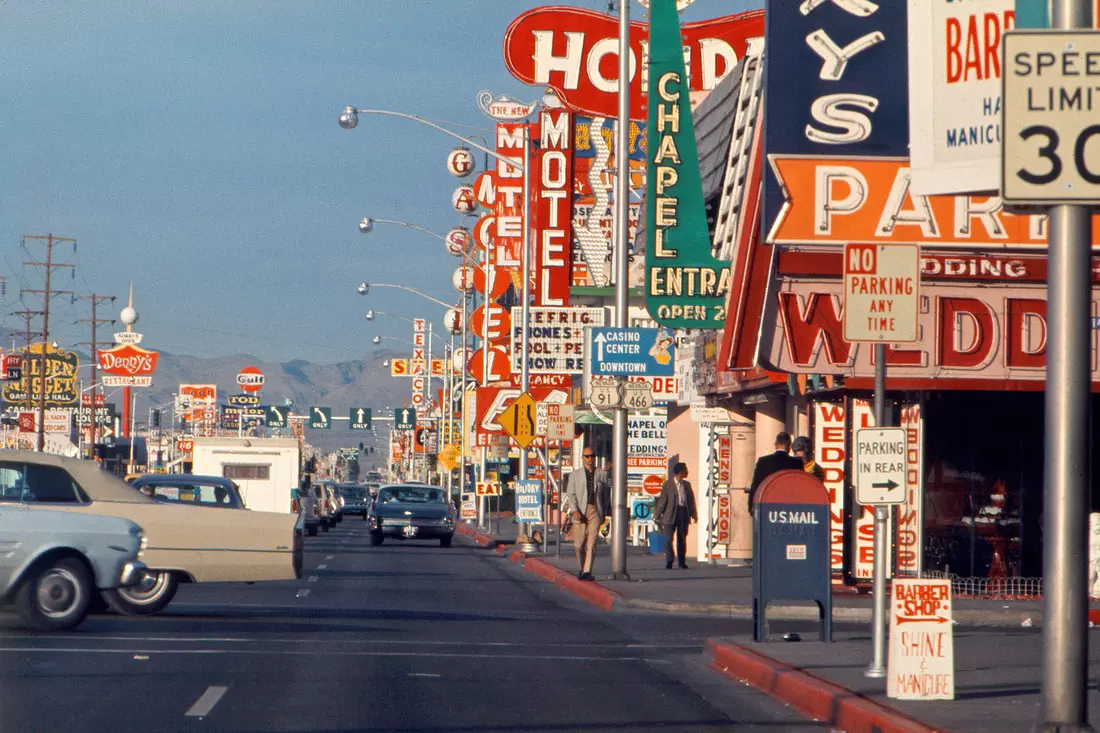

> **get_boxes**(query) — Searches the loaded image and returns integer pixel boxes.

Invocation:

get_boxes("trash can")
[647,532,666,555]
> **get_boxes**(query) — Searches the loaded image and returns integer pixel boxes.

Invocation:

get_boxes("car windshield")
[339,487,366,499]
[377,487,445,504]
[137,481,236,507]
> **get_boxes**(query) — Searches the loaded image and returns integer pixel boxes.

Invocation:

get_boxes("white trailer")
[190,437,300,514]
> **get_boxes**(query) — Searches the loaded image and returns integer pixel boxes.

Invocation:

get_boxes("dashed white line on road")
[0,648,651,662]
[317,564,327,570]
[325,555,334,560]
[407,672,441,678]
[307,575,318,582]
[296,589,310,598]
[185,685,228,717]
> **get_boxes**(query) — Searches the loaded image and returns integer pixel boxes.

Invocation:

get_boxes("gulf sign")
[98,344,159,376]
[503,7,763,119]
[237,366,264,393]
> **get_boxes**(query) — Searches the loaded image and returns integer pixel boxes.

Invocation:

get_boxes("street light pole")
[609,0,631,580]
[517,123,538,552]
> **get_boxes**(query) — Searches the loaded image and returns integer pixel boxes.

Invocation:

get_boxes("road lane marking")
[317,564,327,570]
[325,555,334,560]
[0,648,653,662]
[307,575,318,582]
[407,673,441,678]
[8,635,699,650]
[295,589,310,598]
[185,685,228,717]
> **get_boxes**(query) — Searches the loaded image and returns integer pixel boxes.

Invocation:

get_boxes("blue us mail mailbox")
[752,470,832,642]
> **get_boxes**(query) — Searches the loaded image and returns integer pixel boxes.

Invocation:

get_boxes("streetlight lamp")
[357,282,451,309]
[358,215,486,272]
[341,105,536,546]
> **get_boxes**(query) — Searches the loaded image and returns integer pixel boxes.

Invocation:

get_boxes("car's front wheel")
[369,532,384,546]
[15,556,93,631]
[103,570,179,616]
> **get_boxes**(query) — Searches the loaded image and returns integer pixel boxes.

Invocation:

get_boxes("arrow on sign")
[356,408,366,422]
[872,480,899,490]
[593,332,606,362]
[271,407,283,421]
[313,408,328,425]
[895,615,950,625]
[401,409,411,423]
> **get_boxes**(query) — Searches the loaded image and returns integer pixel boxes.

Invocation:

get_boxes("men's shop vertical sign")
[644,0,729,329]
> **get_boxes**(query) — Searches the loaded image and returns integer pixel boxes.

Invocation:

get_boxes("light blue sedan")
[0,505,146,630]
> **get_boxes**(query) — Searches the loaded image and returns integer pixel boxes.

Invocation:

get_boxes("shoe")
[678,563,689,569]
[577,571,585,580]
[582,572,595,581]
[666,562,673,569]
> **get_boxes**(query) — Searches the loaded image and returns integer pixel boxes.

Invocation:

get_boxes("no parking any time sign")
[843,243,920,344]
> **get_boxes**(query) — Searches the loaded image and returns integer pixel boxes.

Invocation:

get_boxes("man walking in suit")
[563,448,611,580]
[654,462,697,569]
[748,432,804,514]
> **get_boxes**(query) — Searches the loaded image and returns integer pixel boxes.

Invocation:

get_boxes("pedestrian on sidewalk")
[654,462,697,569]
[792,436,825,482]
[563,448,611,581]
[748,432,803,514]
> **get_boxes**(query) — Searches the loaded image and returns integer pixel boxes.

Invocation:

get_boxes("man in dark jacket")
[653,462,697,569]
[748,432,803,514]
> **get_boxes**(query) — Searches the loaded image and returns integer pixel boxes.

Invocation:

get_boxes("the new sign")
[237,366,265,394]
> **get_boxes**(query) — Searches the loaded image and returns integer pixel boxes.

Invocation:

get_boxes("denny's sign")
[98,343,159,387]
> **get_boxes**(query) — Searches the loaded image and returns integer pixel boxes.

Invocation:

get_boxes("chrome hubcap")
[37,569,80,617]
[120,572,168,602]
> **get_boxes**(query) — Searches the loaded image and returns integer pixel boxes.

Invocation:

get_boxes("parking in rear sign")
[854,428,907,505]
[842,243,919,344]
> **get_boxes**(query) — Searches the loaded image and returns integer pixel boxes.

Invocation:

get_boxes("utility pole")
[76,295,116,455]
[9,310,42,411]
[22,234,76,451]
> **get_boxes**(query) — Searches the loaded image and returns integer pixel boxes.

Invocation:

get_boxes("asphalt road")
[0,519,826,733]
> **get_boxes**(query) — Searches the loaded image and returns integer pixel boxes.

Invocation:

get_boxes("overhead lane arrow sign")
[357,409,365,422]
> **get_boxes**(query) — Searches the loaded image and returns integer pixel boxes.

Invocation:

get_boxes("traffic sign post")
[308,407,331,430]
[349,407,372,430]
[266,405,288,428]
[588,327,676,377]
[841,243,919,682]
[495,392,537,449]
[394,407,416,431]
[854,429,907,505]
[1004,13,1096,732]
[589,377,622,408]
[545,403,574,441]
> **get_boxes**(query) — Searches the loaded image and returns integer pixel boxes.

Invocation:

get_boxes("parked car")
[0,451,303,616]
[337,484,370,518]
[0,504,146,630]
[367,484,456,547]
[297,484,324,536]
[321,483,341,525]
[129,474,245,509]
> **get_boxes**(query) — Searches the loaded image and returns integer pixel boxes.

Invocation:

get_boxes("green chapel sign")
[644,0,729,329]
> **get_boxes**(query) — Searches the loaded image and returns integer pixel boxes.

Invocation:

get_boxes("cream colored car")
[0,451,303,616]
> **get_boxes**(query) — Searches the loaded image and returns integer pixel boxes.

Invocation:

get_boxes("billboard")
[2,344,79,409]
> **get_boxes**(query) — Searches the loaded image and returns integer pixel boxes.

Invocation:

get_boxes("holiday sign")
[503,7,763,120]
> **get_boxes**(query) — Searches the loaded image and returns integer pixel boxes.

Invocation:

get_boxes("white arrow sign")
[313,408,328,425]
[593,331,607,362]
[356,408,366,422]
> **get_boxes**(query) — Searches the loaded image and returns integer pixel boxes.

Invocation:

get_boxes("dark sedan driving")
[367,484,455,547]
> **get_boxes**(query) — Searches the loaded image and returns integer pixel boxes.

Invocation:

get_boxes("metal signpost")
[1002,6,1095,728]
[841,242,920,679]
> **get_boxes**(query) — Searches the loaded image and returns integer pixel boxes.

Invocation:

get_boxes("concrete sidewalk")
[708,629,1100,733]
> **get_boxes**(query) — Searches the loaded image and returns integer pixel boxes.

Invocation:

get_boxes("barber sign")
[888,578,954,700]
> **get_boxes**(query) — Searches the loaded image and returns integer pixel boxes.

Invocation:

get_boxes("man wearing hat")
[792,435,826,481]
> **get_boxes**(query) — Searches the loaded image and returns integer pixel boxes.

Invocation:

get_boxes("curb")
[460,533,1046,627]
[706,639,944,733]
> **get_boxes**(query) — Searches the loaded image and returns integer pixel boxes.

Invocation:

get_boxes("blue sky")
[0,0,761,363]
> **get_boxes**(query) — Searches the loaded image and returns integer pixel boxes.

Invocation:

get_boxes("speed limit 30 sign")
[1003,31,1100,203]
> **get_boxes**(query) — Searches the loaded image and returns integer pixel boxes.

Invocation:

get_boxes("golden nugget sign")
[2,343,79,408]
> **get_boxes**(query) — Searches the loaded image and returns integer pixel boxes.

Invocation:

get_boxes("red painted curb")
[494,544,507,555]
[1089,609,1100,626]
[706,640,943,733]
[473,533,492,546]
